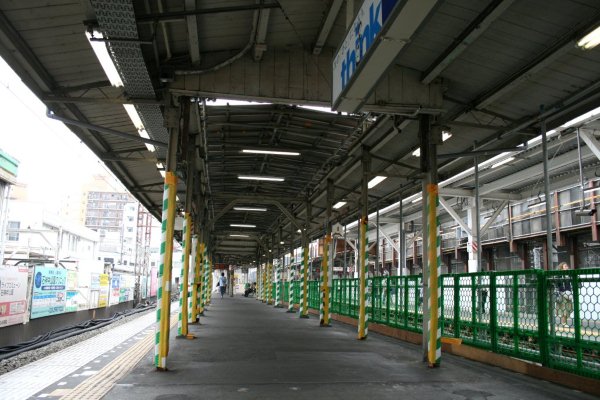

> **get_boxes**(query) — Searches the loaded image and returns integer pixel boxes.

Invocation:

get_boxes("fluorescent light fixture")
[233,207,267,212]
[561,106,600,129]
[269,249,272,253]
[412,148,421,157]
[238,175,284,182]
[297,229,302,233]
[159,170,166,178]
[412,196,422,204]
[368,176,387,189]
[280,241,284,244]
[491,157,515,169]
[123,104,144,130]
[230,224,256,228]
[156,162,164,170]
[333,201,347,209]
[176,196,180,201]
[85,31,123,87]
[578,25,600,50]
[242,149,300,156]
[138,129,156,152]
[230,234,249,238]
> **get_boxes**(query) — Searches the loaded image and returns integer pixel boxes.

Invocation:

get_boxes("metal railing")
[272,269,600,379]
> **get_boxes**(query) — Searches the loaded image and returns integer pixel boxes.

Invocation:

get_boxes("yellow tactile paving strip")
[60,316,179,400]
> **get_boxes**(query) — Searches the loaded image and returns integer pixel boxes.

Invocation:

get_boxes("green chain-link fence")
[315,269,599,379]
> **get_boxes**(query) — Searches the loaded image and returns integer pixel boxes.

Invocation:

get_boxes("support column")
[422,115,441,367]
[229,266,235,297]
[466,201,479,273]
[358,146,370,339]
[287,223,296,313]
[190,234,200,322]
[267,250,273,304]
[541,116,555,269]
[177,213,193,338]
[299,199,311,318]
[154,115,179,370]
[321,179,333,327]
[203,245,210,307]
[208,257,213,305]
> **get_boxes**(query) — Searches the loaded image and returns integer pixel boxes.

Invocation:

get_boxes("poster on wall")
[30,266,67,319]
[65,270,79,312]
[110,275,120,305]
[98,274,109,307]
[89,273,100,309]
[0,265,29,327]
[118,274,128,303]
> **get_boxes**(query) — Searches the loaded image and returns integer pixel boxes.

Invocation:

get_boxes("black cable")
[0,302,155,361]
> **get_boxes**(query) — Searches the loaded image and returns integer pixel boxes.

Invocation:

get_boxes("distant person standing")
[555,262,573,327]
[218,272,228,299]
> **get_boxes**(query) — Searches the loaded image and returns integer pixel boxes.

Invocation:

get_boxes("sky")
[0,57,123,213]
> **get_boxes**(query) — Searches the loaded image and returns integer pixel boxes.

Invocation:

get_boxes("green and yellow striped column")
[267,262,273,304]
[358,217,368,339]
[320,234,331,326]
[190,235,200,322]
[203,246,210,308]
[155,171,177,369]
[287,255,296,313]
[275,260,282,307]
[197,242,205,315]
[299,244,309,318]
[177,213,193,338]
[207,259,213,305]
[427,183,441,366]
[261,264,267,303]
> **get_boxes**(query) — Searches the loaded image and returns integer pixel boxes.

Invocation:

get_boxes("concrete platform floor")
[106,296,597,400]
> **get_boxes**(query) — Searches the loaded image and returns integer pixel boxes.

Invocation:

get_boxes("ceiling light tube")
[333,201,347,209]
[230,224,256,228]
[578,25,600,50]
[491,157,515,169]
[242,149,300,156]
[85,31,123,87]
[238,175,284,182]
[412,196,422,204]
[367,176,387,189]
[229,234,250,238]
[233,207,267,212]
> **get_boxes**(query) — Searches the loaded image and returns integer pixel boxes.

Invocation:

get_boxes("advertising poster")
[0,265,29,327]
[65,270,78,312]
[89,273,100,309]
[150,266,157,297]
[118,274,128,303]
[110,275,120,305]
[126,275,135,301]
[98,273,109,307]
[30,266,67,319]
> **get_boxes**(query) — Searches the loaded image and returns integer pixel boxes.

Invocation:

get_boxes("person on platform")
[218,272,228,299]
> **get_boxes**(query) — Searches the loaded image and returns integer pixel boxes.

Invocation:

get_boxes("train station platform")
[99,296,595,400]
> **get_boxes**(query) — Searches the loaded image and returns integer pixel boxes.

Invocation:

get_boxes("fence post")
[453,275,460,338]
[490,272,498,353]
[537,269,549,366]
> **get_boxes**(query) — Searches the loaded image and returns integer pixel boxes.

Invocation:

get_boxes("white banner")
[0,265,29,327]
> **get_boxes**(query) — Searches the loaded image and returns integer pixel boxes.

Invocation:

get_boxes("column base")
[319,323,332,327]
[299,314,309,319]
[274,304,284,308]
[286,309,296,313]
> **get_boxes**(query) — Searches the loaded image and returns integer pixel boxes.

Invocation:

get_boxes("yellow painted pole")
[267,261,273,304]
[155,171,177,369]
[427,183,441,366]
[207,259,213,305]
[177,213,193,338]
[320,234,331,326]
[190,235,200,322]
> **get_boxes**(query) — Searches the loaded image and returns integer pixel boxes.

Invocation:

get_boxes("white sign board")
[332,0,398,105]
[0,265,29,327]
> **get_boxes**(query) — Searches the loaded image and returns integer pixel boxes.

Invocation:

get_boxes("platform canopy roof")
[0,0,599,263]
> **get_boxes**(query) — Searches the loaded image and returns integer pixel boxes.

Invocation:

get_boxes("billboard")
[332,0,398,104]
[0,265,29,327]
[65,270,79,312]
[150,266,157,297]
[98,273,109,307]
[110,274,120,305]
[30,266,67,319]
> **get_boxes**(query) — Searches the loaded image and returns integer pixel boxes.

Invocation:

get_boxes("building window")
[7,221,19,241]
